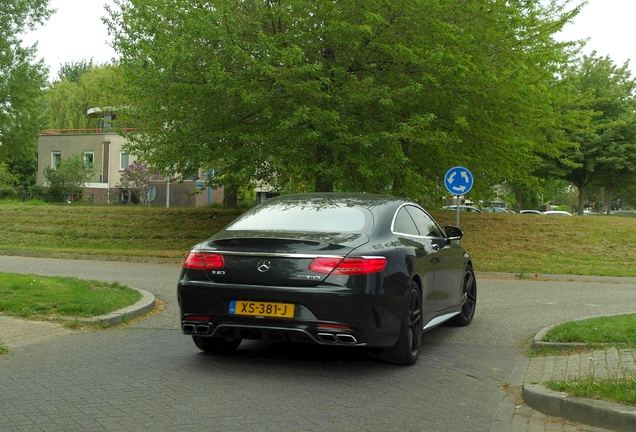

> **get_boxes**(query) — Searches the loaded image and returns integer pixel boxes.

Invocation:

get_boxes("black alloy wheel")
[380,282,423,365]
[192,336,242,354]
[452,264,477,326]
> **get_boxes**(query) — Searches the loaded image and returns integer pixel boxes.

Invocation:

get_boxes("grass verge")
[0,272,141,321]
[546,376,636,407]
[543,314,636,348]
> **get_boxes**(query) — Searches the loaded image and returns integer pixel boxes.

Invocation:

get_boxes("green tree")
[0,0,51,191]
[592,116,636,213]
[550,53,636,215]
[56,58,95,83]
[44,64,124,130]
[43,154,94,202]
[0,162,16,186]
[107,0,581,204]
[3,155,36,197]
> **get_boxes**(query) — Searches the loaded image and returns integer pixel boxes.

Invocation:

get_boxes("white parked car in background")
[543,210,572,216]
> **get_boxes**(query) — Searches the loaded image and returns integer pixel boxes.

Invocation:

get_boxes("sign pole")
[455,195,460,227]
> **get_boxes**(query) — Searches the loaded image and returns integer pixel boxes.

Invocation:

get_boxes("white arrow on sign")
[452,185,466,193]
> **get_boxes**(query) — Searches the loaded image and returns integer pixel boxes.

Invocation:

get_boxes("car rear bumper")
[177,280,405,347]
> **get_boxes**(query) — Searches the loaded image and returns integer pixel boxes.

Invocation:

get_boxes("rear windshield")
[227,202,370,232]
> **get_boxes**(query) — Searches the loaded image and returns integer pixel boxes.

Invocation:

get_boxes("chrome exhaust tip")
[336,334,357,344]
[317,333,338,343]
[195,325,210,335]
[182,324,195,335]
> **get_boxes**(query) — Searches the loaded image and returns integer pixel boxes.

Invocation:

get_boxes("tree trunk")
[577,183,585,215]
[514,188,522,213]
[315,143,333,192]
[606,185,614,215]
[223,184,239,208]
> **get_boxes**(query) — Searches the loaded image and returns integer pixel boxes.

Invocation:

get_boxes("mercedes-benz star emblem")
[257,260,271,272]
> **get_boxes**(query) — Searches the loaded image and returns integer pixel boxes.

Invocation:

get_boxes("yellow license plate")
[229,300,295,319]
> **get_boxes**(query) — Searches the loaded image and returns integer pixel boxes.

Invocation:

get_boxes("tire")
[451,264,477,326]
[380,282,423,366]
[192,336,242,355]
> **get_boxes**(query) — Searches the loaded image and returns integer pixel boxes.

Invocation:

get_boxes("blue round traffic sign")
[444,166,473,195]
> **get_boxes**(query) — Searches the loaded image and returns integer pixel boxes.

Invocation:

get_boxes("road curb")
[527,315,636,431]
[75,288,156,326]
[523,384,636,432]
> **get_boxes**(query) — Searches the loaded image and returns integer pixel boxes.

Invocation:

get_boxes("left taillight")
[183,252,224,270]
[309,256,387,275]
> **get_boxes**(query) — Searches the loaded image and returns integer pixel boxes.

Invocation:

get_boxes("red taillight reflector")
[186,316,211,322]
[183,252,224,270]
[308,257,344,274]
[308,257,387,275]
[316,323,351,330]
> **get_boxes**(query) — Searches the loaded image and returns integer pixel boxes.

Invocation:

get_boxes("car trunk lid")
[197,231,369,287]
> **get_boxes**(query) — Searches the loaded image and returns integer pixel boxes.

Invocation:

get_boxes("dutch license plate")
[229,300,295,319]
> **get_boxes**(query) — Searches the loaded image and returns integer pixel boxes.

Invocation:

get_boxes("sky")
[554,0,636,69]
[21,0,636,82]
[22,0,118,81]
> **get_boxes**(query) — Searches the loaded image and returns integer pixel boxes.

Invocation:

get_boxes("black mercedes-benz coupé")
[178,193,476,365]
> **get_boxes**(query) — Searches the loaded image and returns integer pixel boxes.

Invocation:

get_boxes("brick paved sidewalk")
[0,315,76,349]
[525,348,636,384]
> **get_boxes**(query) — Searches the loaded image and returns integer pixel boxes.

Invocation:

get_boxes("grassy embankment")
[2,201,636,276]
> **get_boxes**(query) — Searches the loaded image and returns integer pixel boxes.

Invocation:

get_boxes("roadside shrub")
[43,154,94,202]
[28,185,46,201]
[0,185,18,200]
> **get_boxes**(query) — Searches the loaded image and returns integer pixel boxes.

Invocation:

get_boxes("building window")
[120,152,130,170]
[102,114,114,129]
[51,152,61,170]
[83,152,94,167]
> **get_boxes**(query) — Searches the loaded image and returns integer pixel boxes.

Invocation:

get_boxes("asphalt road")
[1,256,635,431]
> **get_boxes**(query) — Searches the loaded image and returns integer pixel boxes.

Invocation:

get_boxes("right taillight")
[183,252,224,270]
[309,256,387,275]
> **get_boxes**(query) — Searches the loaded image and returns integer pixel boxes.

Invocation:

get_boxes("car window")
[227,203,369,232]
[393,207,419,236]
[405,206,445,237]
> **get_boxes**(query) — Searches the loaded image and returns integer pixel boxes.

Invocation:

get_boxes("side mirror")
[445,225,463,241]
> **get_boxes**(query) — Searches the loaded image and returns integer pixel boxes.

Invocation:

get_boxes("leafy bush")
[116,163,162,205]
[0,185,18,200]
[43,155,94,202]
[27,185,46,201]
